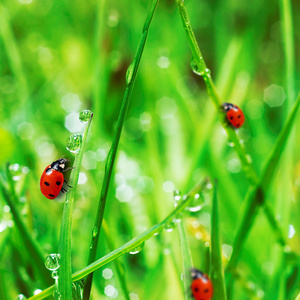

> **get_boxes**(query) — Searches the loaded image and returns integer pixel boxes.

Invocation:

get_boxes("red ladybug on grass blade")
[40,158,72,199]
[190,268,213,300]
[222,102,245,128]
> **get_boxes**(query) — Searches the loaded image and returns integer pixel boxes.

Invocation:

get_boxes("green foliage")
[0,0,299,299]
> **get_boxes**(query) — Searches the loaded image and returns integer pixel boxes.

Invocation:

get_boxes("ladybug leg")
[62,166,75,172]
[61,187,67,193]
[64,179,73,188]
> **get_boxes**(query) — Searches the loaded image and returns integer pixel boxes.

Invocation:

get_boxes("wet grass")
[0,0,299,299]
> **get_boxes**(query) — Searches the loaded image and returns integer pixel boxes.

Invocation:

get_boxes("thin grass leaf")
[176,191,193,300]
[210,180,227,300]
[26,179,208,300]
[0,169,52,287]
[83,1,159,298]
[102,220,130,300]
[226,91,300,273]
[175,0,286,248]
[175,0,257,186]
[58,114,93,299]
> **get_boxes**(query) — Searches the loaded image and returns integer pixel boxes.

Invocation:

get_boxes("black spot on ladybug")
[56,181,61,185]
[204,289,209,293]
[48,194,55,198]
[238,115,241,118]
[236,124,240,127]
[230,116,234,120]
[44,181,50,186]
[194,288,199,292]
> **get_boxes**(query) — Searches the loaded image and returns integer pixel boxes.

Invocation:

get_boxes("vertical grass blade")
[58,114,93,299]
[226,91,300,273]
[83,1,159,299]
[177,203,193,300]
[210,180,227,300]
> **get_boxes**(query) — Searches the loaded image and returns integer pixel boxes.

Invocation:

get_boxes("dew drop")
[66,134,83,153]
[205,68,211,76]
[128,241,145,254]
[92,226,99,237]
[126,62,135,85]
[164,220,175,232]
[16,295,27,300]
[186,192,204,212]
[173,190,182,202]
[79,110,92,123]
[190,59,204,76]
[45,253,60,271]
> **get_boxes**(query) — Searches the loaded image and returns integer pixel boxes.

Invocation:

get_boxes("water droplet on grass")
[129,242,145,254]
[66,134,83,153]
[45,253,60,270]
[126,62,135,85]
[16,295,27,300]
[79,110,92,123]
[186,193,204,212]
[190,59,204,76]
[92,226,99,237]
[164,220,175,232]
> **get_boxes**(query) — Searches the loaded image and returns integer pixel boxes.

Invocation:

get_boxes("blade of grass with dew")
[0,169,53,287]
[83,1,159,298]
[26,179,208,300]
[177,195,193,300]
[210,180,227,300]
[102,220,130,300]
[175,0,257,185]
[226,91,300,274]
[58,113,93,299]
[175,0,286,247]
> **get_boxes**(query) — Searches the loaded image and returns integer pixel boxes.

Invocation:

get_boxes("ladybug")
[222,102,245,128]
[40,158,72,199]
[190,268,213,300]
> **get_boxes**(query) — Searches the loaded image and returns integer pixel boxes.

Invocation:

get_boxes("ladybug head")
[190,268,205,280]
[221,102,234,112]
[51,158,70,172]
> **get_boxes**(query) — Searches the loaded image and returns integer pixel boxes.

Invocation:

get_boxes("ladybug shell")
[191,275,213,300]
[226,105,245,128]
[40,165,64,199]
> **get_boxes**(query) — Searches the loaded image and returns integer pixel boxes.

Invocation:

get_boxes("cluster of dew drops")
[66,109,93,154]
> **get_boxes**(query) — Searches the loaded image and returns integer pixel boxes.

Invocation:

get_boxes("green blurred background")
[0,0,299,299]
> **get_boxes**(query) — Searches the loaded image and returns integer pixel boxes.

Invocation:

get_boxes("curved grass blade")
[26,179,208,300]
[58,114,93,299]
[175,0,257,185]
[226,91,300,273]
[83,1,159,298]
[175,0,285,247]
[210,180,227,300]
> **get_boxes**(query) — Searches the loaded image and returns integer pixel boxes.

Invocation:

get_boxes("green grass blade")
[175,0,285,248]
[26,179,208,300]
[83,1,159,298]
[175,0,257,185]
[177,194,193,300]
[210,180,227,300]
[0,175,52,287]
[279,0,296,103]
[102,220,130,300]
[58,114,93,299]
[226,91,300,273]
